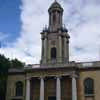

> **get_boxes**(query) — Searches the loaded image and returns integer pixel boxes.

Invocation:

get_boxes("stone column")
[58,35,62,63]
[66,40,69,61]
[56,77,61,100]
[44,35,47,63]
[40,77,44,100]
[41,38,44,62]
[72,76,77,100]
[26,78,30,100]
[64,36,67,61]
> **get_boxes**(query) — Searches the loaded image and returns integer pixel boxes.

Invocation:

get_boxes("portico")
[26,72,77,100]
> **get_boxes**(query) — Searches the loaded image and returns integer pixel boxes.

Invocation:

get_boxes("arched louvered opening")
[51,47,57,60]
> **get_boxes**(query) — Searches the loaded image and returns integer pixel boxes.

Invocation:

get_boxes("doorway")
[48,96,56,100]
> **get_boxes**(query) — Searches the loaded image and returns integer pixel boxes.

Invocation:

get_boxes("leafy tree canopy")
[0,55,10,75]
[11,58,25,68]
[0,54,25,100]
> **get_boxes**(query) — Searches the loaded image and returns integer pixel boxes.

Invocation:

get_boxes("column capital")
[55,76,62,79]
[26,77,31,81]
[70,74,78,79]
[39,76,45,79]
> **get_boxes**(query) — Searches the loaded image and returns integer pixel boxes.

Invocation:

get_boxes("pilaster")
[58,34,62,63]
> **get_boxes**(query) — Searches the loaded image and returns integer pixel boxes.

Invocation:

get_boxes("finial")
[55,0,57,2]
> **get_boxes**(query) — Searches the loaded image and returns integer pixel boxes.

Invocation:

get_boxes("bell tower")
[48,0,63,32]
[40,1,70,65]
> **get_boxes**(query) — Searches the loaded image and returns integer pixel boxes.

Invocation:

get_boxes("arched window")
[84,78,94,95]
[16,81,23,96]
[51,47,56,59]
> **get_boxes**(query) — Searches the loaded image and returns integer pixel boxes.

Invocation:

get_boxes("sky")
[0,0,100,64]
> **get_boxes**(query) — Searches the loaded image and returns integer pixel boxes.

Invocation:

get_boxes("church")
[6,1,100,100]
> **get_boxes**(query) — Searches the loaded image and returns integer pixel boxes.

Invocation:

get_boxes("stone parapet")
[77,61,100,68]
[40,61,76,68]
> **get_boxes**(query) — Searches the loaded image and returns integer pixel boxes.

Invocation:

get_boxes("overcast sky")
[0,0,100,64]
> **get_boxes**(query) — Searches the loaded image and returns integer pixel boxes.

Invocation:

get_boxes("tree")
[11,58,24,68]
[0,54,24,100]
[0,55,11,100]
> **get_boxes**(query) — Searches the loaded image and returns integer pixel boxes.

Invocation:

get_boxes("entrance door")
[48,96,56,100]
[12,99,22,100]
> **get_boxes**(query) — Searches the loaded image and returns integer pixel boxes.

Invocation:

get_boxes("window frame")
[15,81,23,97]
[84,78,94,96]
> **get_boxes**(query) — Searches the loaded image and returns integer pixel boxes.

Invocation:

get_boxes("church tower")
[41,1,70,65]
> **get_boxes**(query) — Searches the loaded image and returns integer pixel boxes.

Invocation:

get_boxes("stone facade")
[6,62,100,100]
[6,73,26,100]
[6,1,100,100]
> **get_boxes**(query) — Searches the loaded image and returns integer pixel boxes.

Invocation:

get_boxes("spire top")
[55,0,58,2]
[49,0,63,11]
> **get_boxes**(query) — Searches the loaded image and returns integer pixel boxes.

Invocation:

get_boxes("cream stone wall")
[79,70,100,100]
[6,69,100,100]
[6,74,25,100]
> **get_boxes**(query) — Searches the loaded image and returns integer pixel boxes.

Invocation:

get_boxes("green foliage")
[0,55,10,100]
[0,55,10,75]
[0,54,25,100]
[11,58,25,68]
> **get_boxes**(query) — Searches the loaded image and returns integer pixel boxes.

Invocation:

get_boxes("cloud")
[65,0,100,62]
[0,0,100,64]
[0,47,39,64]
